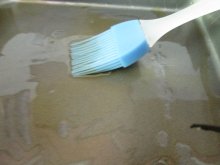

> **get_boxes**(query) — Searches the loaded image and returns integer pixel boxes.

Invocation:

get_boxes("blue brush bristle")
[70,20,150,77]
[71,30,121,76]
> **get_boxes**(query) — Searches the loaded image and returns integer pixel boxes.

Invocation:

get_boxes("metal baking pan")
[0,0,220,164]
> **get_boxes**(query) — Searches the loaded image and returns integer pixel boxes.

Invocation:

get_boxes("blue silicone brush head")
[70,20,150,77]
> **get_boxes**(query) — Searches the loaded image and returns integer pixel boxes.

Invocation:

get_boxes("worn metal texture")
[0,0,220,165]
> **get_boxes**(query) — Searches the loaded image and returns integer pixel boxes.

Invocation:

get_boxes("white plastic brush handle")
[140,0,220,47]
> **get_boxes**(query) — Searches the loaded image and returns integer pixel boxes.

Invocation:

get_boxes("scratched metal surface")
[47,0,189,8]
[0,0,220,165]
